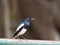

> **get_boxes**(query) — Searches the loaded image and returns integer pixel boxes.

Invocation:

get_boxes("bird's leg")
[13,35,25,39]
[13,36,18,39]
[19,35,25,39]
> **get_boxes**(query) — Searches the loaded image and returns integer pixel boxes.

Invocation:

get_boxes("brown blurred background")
[0,0,60,40]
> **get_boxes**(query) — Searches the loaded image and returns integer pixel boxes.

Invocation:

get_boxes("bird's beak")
[31,18,35,20]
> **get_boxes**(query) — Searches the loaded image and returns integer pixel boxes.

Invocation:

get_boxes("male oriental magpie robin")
[13,18,34,39]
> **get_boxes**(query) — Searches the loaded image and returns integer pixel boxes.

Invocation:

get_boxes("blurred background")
[0,0,60,40]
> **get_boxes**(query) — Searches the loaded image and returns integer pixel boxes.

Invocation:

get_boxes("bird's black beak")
[30,18,35,21]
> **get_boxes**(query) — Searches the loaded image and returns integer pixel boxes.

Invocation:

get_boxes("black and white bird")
[13,18,34,39]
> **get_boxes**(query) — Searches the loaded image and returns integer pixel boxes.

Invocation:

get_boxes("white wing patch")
[16,23,24,31]
[17,28,27,36]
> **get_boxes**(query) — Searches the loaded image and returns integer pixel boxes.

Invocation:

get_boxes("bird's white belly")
[17,28,27,36]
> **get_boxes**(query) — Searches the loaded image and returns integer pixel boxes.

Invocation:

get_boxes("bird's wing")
[13,26,23,38]
[17,28,27,36]
[13,28,27,38]
[16,23,24,31]
[13,23,24,38]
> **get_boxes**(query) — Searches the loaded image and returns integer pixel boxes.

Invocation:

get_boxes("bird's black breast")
[24,25,29,29]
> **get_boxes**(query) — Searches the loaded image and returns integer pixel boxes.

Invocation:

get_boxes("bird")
[13,18,34,39]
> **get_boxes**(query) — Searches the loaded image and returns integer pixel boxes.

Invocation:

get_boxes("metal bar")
[0,39,60,45]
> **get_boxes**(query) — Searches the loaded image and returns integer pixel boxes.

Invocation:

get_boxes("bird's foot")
[19,35,26,39]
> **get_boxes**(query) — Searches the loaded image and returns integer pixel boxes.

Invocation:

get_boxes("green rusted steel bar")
[0,39,60,45]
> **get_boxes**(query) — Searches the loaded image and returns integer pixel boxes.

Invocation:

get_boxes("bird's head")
[24,18,34,27]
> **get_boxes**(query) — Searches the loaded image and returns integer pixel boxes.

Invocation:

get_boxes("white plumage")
[16,23,24,31]
[17,28,27,36]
